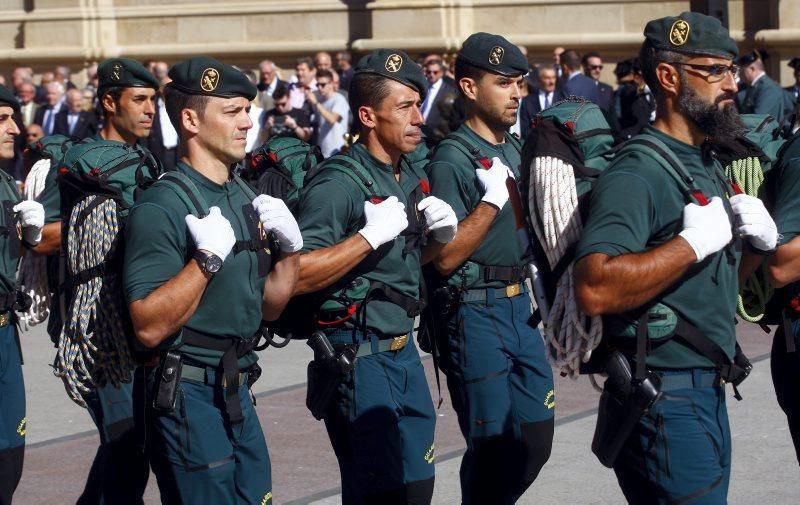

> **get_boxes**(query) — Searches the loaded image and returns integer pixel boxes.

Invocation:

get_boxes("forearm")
[421,239,447,265]
[295,234,373,295]
[128,261,209,348]
[433,203,498,274]
[574,236,696,316]
[313,103,341,125]
[768,236,800,287]
[739,248,764,285]
[262,251,300,321]
[295,127,311,141]
[30,222,60,255]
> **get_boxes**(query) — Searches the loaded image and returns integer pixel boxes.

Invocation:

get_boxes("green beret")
[788,57,800,70]
[354,49,428,101]
[97,58,160,92]
[644,12,738,59]
[457,32,529,77]
[167,56,257,100]
[0,85,19,112]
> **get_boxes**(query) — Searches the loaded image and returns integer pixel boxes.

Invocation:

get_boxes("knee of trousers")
[519,418,554,485]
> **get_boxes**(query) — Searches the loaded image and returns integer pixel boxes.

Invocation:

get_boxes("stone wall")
[0,0,797,86]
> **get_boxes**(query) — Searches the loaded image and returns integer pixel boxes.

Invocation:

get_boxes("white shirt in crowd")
[316,92,350,158]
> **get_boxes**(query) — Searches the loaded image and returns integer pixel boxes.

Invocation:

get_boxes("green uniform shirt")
[124,162,263,368]
[426,124,525,289]
[298,143,422,336]
[36,135,100,224]
[771,136,800,246]
[576,126,740,369]
[0,173,20,295]
[738,75,786,123]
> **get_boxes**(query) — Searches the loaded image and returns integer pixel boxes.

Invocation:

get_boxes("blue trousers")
[613,368,731,504]
[442,289,555,505]
[145,365,272,505]
[78,373,149,505]
[0,323,24,505]
[323,335,436,504]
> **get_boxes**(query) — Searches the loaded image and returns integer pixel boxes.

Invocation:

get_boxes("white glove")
[476,156,513,210]
[13,200,44,246]
[678,196,733,263]
[185,206,236,262]
[418,196,458,243]
[358,196,408,250]
[252,194,303,253]
[729,194,778,252]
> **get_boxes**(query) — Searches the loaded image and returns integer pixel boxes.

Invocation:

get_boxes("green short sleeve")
[298,175,361,252]
[772,142,800,245]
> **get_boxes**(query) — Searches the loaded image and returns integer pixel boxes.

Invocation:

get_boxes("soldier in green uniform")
[0,85,44,505]
[736,50,788,122]
[124,57,301,504]
[295,49,457,504]
[575,12,777,503]
[766,134,800,464]
[32,58,160,505]
[426,33,554,504]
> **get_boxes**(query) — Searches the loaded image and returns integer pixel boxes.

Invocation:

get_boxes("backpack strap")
[157,171,209,218]
[232,173,258,201]
[306,155,381,200]
[437,131,492,170]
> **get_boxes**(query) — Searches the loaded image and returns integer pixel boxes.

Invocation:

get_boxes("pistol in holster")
[305,331,356,420]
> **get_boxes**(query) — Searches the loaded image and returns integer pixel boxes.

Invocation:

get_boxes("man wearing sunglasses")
[582,52,614,116]
[304,69,349,157]
[575,12,776,503]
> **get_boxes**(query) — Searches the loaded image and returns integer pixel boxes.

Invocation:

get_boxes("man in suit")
[33,82,65,136]
[785,57,800,109]
[53,89,98,139]
[736,51,787,121]
[560,49,600,104]
[257,59,284,112]
[582,52,614,115]
[421,58,459,141]
[519,66,564,138]
[17,81,38,128]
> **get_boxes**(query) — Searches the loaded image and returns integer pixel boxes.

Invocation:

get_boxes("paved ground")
[12,320,799,504]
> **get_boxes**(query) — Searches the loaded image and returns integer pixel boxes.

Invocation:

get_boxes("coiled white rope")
[529,155,602,377]
[16,159,52,330]
[53,196,133,407]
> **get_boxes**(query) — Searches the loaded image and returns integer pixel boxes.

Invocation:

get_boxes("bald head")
[315,52,332,72]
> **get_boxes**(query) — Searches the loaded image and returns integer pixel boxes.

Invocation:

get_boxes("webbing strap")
[368,281,426,317]
[233,237,271,254]
[158,172,208,218]
[478,264,527,283]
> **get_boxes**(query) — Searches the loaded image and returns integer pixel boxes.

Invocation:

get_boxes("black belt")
[181,328,261,425]
[478,264,527,283]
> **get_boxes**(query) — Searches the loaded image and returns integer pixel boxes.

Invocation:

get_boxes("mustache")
[715,92,736,104]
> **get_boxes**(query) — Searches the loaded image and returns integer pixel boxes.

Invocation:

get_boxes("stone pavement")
[12,321,799,504]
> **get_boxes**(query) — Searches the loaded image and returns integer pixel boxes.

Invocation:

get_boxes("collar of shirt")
[751,71,766,86]
[568,70,582,81]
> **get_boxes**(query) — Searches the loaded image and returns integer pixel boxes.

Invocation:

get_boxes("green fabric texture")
[167,56,257,100]
[354,49,427,101]
[457,32,529,77]
[643,11,738,59]
[97,58,159,91]
[123,162,265,369]
[0,170,21,294]
[576,126,740,369]
[771,133,800,246]
[297,142,425,335]
[0,84,19,111]
[427,124,525,290]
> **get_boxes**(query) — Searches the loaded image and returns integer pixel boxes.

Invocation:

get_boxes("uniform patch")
[489,46,504,66]
[544,389,555,409]
[669,20,690,46]
[111,62,123,81]
[424,443,435,464]
[16,417,26,437]
[260,491,272,504]
[201,68,220,92]
[385,54,403,73]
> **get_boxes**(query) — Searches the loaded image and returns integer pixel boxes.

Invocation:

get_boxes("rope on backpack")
[529,155,602,377]
[725,156,774,322]
[16,159,52,330]
[53,196,133,407]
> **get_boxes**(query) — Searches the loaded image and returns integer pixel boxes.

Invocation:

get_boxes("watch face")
[205,254,223,273]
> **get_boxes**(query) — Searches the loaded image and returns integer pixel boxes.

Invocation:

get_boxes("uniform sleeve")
[575,159,659,260]
[297,175,360,252]
[35,165,61,224]
[427,147,479,221]
[123,201,186,303]
[772,152,800,245]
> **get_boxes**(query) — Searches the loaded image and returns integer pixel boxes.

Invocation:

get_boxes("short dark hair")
[164,86,211,132]
[561,50,581,70]
[272,82,290,101]
[295,57,313,70]
[639,40,685,101]
[348,72,394,132]
[98,86,124,113]
[454,58,486,97]
[581,52,601,66]
[316,69,334,81]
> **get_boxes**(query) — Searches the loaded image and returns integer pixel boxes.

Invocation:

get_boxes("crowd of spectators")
[3,46,799,184]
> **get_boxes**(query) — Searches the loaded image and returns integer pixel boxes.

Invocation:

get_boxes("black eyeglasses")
[667,61,739,79]
[589,65,603,71]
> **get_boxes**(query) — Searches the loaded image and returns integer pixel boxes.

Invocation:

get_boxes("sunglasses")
[589,65,603,71]
[317,82,330,88]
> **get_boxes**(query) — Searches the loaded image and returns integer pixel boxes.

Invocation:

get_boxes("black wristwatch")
[193,250,223,276]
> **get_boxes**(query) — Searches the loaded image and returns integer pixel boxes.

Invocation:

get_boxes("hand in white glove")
[418,196,458,243]
[252,194,303,253]
[476,156,513,210]
[729,194,778,252]
[185,206,236,262]
[678,196,733,263]
[358,196,408,250]
[13,200,44,245]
